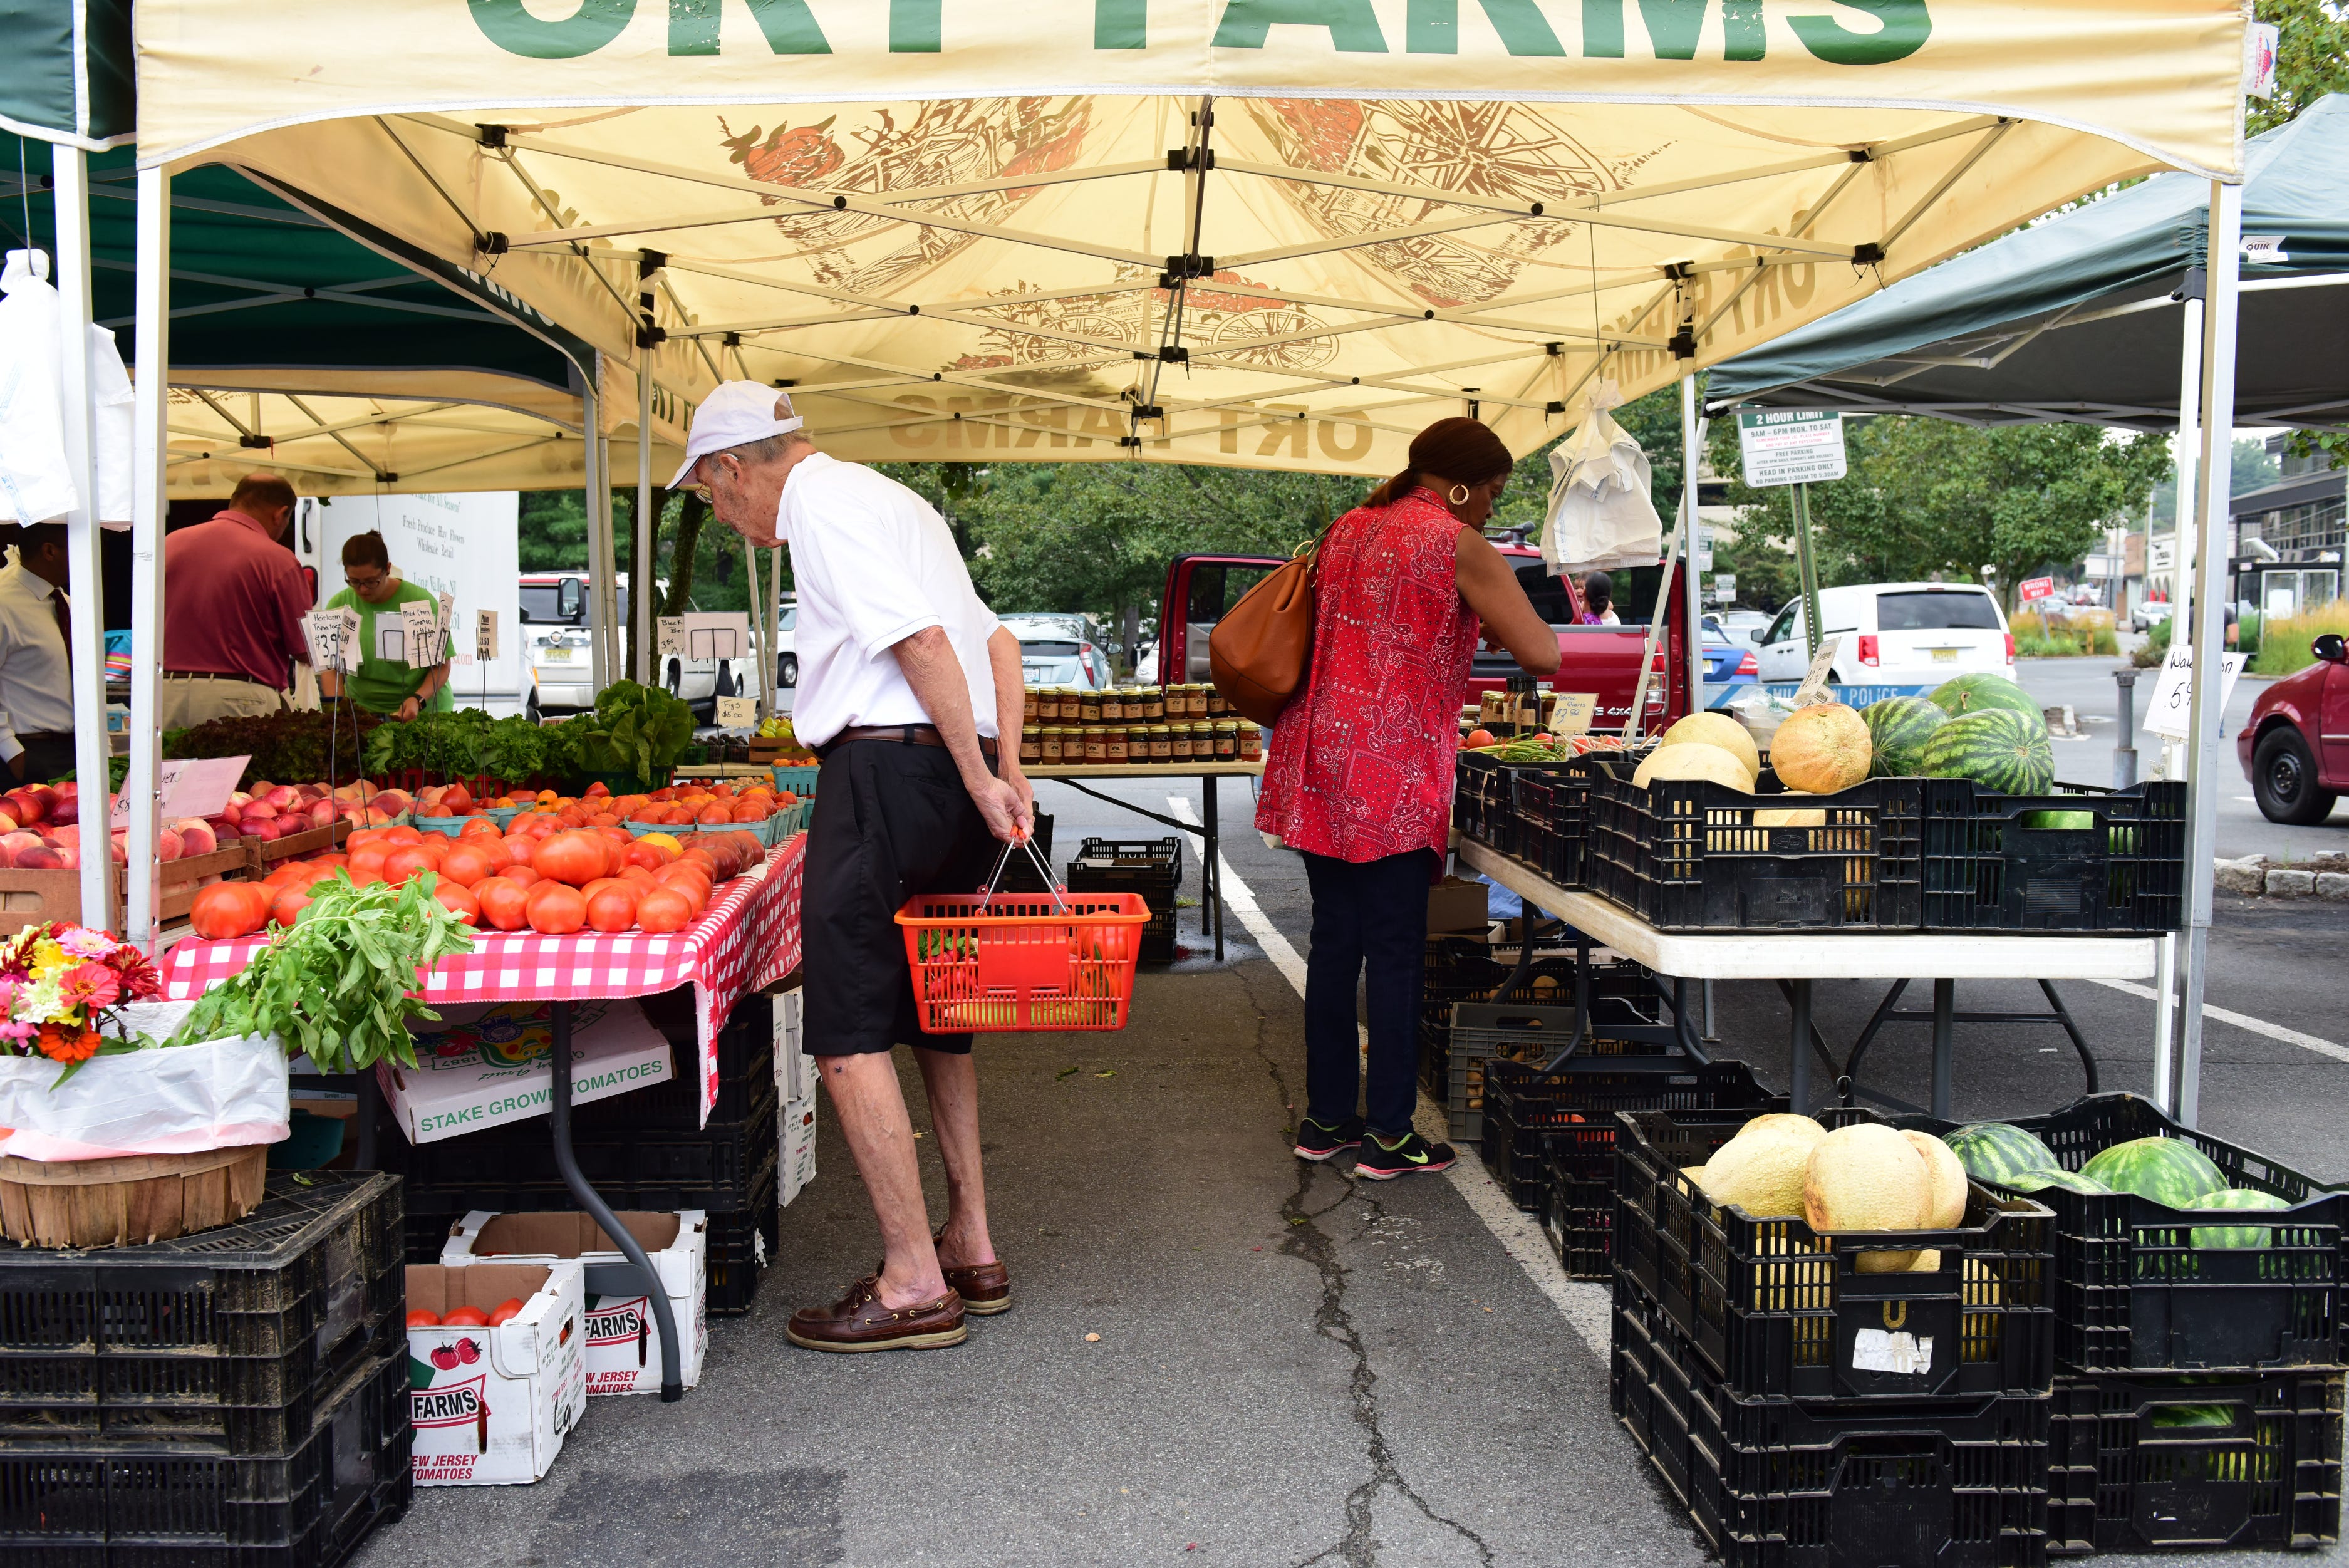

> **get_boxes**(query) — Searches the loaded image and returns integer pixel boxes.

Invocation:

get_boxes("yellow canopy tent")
[123,2,2255,1124]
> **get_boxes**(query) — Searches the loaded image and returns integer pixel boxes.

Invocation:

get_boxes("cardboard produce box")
[441,1210,707,1396]
[378,998,671,1145]
[780,1096,817,1208]
[1426,876,1491,934]
[773,985,809,1103]
[405,1260,585,1487]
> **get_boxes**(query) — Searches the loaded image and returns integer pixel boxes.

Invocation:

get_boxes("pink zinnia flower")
[56,926,115,959]
[57,963,121,1012]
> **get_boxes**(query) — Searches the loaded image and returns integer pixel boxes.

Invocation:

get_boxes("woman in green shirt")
[318,531,453,719]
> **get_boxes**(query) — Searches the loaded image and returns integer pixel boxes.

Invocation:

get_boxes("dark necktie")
[49,590,70,679]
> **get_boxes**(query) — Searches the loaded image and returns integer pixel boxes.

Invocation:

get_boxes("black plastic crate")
[0,1174,402,1455]
[1067,838,1184,964]
[1920,779,2186,936]
[0,1349,411,1564]
[1510,752,1644,888]
[999,812,1054,892]
[394,1096,776,1218]
[1896,1093,2347,1374]
[1615,1277,2053,1568]
[1587,767,1925,932]
[572,991,775,1131]
[1616,1107,2055,1402]
[1440,999,1673,1144]
[708,1160,780,1317]
[2046,1368,2341,1555]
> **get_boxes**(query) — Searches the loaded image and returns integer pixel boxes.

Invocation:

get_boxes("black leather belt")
[820,724,999,762]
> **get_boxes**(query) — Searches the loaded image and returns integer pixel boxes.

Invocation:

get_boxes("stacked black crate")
[391,993,779,1315]
[1066,838,1184,964]
[0,1172,411,1565]
[1612,1106,2059,1568]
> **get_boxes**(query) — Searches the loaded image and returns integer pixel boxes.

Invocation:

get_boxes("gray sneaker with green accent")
[1354,1131,1455,1180]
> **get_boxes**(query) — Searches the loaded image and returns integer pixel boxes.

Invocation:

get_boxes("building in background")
[2231,435,2345,620]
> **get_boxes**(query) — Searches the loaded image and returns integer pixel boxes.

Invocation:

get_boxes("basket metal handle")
[978,834,1068,913]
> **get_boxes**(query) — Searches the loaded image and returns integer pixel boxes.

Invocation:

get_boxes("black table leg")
[1931,979,1956,1119]
[549,999,684,1403]
[1202,775,1223,962]
[352,1066,378,1172]
[1788,977,1813,1113]
[2038,980,2100,1095]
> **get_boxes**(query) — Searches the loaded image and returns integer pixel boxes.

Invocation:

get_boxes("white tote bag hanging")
[0,249,136,529]
[1541,381,1663,576]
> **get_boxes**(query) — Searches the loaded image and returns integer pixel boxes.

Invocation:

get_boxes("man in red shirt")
[160,475,314,730]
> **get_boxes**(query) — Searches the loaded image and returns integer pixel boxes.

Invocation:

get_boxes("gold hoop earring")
[1448,484,1471,506]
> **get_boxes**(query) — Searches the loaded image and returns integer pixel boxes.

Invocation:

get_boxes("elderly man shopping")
[678,383,1031,1353]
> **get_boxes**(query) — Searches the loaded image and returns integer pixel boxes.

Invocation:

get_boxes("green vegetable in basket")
[169,873,477,1072]
[552,680,697,786]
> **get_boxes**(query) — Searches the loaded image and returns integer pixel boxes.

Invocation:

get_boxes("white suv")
[1755,583,2015,690]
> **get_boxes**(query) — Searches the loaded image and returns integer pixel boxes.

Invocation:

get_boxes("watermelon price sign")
[2145,646,2248,742]
[1735,410,1847,488]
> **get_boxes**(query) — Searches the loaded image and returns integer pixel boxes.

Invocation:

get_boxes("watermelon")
[1862,697,1947,778]
[2000,1166,2110,1197]
[1943,1122,2060,1185]
[2189,1187,2289,1249]
[1929,672,2040,719]
[2019,809,2094,831]
[2078,1136,2229,1207]
[1919,707,2055,793]
[2150,1403,2239,1430]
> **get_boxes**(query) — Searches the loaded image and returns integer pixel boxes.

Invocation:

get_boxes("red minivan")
[1156,539,1694,730]
[2238,630,2349,823]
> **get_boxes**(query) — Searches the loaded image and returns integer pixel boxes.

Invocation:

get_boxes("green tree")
[517,489,589,571]
[2252,0,2349,133]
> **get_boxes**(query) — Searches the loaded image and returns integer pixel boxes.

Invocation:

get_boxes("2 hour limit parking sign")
[1736,410,1847,487]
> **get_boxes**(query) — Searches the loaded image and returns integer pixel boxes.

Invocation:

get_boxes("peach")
[177,819,218,856]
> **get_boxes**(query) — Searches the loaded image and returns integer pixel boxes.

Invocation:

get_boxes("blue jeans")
[1302,849,1436,1140]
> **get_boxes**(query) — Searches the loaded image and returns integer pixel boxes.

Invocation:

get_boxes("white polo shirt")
[776,451,1002,749]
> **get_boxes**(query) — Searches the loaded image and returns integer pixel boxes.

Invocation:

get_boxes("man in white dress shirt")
[677,383,1033,1353]
[0,523,81,783]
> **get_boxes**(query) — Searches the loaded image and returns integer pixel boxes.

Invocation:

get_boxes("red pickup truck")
[1157,540,1694,730]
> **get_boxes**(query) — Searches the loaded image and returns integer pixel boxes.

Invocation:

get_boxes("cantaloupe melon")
[1632,742,1755,794]
[1771,702,1872,794]
[1804,1123,1932,1272]
[1902,1131,1969,1230]
[1703,1126,1815,1218]
[1742,1114,1827,1145]
[1662,712,1760,782]
[1754,794,1828,829]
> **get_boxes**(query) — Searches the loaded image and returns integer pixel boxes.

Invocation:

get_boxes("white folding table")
[1458,839,2160,1116]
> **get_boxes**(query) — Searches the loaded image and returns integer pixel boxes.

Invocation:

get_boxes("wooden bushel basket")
[0,1145,269,1248]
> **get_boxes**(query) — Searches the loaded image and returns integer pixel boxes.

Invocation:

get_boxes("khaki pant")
[158,677,286,731]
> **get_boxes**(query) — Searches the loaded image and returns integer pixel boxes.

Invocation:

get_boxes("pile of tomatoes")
[432,777,794,826]
[187,814,770,941]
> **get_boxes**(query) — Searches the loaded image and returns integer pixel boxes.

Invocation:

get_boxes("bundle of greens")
[163,707,386,789]
[169,875,476,1072]
[551,680,696,785]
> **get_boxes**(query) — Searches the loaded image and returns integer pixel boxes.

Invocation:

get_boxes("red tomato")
[497,863,542,890]
[475,878,531,931]
[618,865,656,887]
[346,846,389,880]
[190,883,271,940]
[695,804,733,825]
[442,1306,490,1327]
[525,881,588,935]
[346,828,388,851]
[270,883,314,927]
[634,885,693,933]
[405,1309,441,1329]
[532,831,607,888]
[439,845,495,888]
[346,870,386,890]
[487,1298,526,1327]
[433,880,482,924]
[622,841,674,871]
[585,884,640,932]
[382,847,435,885]
[383,825,423,848]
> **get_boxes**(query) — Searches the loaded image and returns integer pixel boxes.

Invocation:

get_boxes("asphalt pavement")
[355,772,2349,1568]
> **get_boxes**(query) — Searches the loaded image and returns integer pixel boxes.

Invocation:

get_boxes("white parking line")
[2083,978,2349,1064]
[1165,796,1614,1361]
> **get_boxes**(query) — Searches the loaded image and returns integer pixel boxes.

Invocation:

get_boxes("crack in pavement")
[1238,970,1498,1568]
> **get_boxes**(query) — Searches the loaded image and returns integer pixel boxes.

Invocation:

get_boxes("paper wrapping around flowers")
[0,1025,290,1161]
[1542,382,1665,576]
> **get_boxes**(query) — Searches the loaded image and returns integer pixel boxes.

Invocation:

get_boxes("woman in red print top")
[1258,418,1561,1180]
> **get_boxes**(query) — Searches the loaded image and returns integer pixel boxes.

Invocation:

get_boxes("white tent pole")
[581,379,609,697]
[125,168,170,949]
[1680,373,1703,720]
[2175,179,2243,1132]
[50,149,116,930]
[635,358,653,686]
[2150,289,2203,1111]
[767,544,786,724]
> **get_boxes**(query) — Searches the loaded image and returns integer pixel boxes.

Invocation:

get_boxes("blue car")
[1701,620,1758,710]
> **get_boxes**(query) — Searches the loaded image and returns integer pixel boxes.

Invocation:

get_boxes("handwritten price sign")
[2145,646,2248,741]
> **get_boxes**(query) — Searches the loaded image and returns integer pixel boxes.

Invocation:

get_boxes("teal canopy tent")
[1707,95,2349,433]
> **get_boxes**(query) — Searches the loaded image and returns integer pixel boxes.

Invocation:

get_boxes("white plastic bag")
[1542,381,1664,576]
[0,1002,289,1161]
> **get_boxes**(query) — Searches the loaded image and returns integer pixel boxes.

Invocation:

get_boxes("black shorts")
[801,740,1001,1057]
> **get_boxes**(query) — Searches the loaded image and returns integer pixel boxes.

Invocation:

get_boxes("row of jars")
[1019,720,1258,766]
[1023,683,1227,724]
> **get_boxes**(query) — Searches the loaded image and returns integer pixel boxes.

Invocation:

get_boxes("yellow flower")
[29,939,72,982]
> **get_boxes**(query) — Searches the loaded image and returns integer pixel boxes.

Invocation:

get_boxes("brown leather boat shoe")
[785,1275,967,1353]
[870,1233,1012,1316]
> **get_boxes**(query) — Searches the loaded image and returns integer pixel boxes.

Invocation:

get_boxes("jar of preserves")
[1078,727,1104,762]
[1239,724,1263,761]
[1104,725,1129,763]
[1206,687,1228,717]
[1057,688,1081,721]
[1079,691,1103,725]
[1100,688,1124,723]
[1140,687,1166,722]
[1186,685,1211,718]
[1213,720,1239,759]
[1040,726,1066,764]
[1169,722,1195,761]
[1019,726,1042,766]
[1147,724,1173,761]
[1022,687,1039,720]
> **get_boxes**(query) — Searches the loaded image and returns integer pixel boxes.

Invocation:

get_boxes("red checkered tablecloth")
[163,834,806,1126]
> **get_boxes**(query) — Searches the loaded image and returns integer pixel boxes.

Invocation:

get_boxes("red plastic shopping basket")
[895,839,1152,1033]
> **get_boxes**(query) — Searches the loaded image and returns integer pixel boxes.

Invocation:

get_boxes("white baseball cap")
[668,381,804,488]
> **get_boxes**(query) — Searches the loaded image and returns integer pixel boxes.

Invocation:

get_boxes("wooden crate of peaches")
[185,781,782,941]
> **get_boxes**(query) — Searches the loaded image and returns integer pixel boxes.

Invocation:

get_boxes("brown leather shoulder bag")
[1209,516,1343,728]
